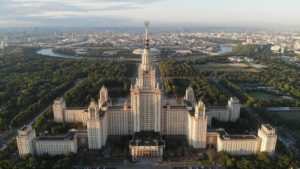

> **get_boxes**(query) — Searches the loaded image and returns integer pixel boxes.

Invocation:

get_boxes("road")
[245,103,299,155]
[206,76,300,156]
[0,105,52,150]
[0,78,85,150]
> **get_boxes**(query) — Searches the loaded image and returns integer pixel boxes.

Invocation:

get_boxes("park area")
[247,91,279,100]
[275,111,300,121]
[267,111,300,140]
[195,62,259,72]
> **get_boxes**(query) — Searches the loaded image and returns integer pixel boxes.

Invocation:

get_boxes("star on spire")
[144,21,150,49]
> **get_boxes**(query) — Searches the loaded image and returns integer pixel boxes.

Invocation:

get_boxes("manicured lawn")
[248,91,279,100]
[196,62,259,72]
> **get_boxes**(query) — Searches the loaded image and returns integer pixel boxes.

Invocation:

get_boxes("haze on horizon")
[0,0,299,28]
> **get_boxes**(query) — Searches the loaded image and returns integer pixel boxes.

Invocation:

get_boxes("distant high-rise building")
[246,37,253,44]
[294,42,300,50]
[0,41,5,50]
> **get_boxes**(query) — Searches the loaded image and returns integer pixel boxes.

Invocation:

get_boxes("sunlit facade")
[17,22,276,159]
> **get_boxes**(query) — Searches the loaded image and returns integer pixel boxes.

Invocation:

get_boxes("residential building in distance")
[0,41,5,50]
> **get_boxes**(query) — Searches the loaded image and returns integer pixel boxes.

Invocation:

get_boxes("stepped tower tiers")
[53,98,66,122]
[87,100,108,149]
[187,100,207,148]
[184,85,196,106]
[227,97,240,122]
[131,21,162,132]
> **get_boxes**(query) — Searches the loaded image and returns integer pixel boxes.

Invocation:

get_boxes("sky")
[0,0,300,28]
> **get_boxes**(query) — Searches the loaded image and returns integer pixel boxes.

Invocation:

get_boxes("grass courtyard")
[195,62,259,72]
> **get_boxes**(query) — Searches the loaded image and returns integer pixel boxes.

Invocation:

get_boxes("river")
[36,42,233,60]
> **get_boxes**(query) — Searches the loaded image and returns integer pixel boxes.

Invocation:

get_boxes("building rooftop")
[37,132,75,141]
[66,107,87,110]
[18,125,33,135]
[218,130,257,140]
[222,135,257,140]
[207,106,228,110]
[20,125,29,131]
[130,131,165,146]
[261,124,276,135]
[263,124,274,131]
[109,106,124,110]
[184,100,193,107]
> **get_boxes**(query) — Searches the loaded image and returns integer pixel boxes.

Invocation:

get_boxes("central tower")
[141,21,152,71]
[131,21,162,132]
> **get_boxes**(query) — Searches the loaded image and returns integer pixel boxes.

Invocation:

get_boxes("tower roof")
[144,21,150,49]
[141,21,152,71]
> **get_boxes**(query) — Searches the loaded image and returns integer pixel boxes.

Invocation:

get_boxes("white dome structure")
[133,48,160,56]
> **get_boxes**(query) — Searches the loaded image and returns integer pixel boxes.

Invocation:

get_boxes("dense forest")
[216,151,299,169]
[231,44,272,57]
[159,60,228,105]
[200,37,243,44]
[0,47,134,128]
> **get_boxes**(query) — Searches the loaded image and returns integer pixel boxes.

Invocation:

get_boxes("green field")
[248,91,279,100]
[195,62,259,72]
[291,130,300,140]
[275,111,300,121]
[267,111,300,141]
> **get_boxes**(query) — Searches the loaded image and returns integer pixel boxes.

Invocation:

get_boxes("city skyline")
[0,0,300,28]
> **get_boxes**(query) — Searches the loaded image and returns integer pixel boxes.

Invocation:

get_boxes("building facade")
[257,124,277,156]
[16,126,36,156]
[17,22,277,159]
[35,133,77,156]
[16,126,77,157]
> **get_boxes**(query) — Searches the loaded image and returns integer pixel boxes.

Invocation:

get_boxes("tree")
[34,115,46,130]
[257,152,272,169]
[27,156,39,169]
[53,157,72,169]
[236,158,255,169]
[0,117,6,128]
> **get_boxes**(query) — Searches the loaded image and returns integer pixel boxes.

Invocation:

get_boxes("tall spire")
[144,21,150,49]
[141,21,152,71]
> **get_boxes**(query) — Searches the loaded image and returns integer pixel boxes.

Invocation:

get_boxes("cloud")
[0,0,164,27]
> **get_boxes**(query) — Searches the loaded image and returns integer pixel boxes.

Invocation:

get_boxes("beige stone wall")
[163,108,187,135]
[217,136,260,155]
[257,124,277,156]
[108,108,128,135]
[35,139,77,156]
[16,127,36,157]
